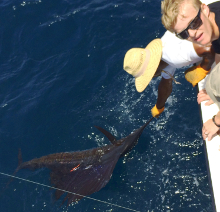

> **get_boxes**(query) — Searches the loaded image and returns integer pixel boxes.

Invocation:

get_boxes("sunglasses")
[176,9,202,39]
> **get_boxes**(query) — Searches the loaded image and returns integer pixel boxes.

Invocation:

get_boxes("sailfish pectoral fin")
[50,156,119,205]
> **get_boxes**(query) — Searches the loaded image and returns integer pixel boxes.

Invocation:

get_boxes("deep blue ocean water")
[0,0,213,211]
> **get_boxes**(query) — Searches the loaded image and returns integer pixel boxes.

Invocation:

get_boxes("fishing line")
[0,172,140,212]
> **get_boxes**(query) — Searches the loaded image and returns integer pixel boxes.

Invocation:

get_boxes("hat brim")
[135,39,162,93]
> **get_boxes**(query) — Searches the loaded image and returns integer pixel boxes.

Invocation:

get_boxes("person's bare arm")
[202,110,220,141]
[153,60,169,77]
[156,77,173,109]
[151,60,172,117]
[193,43,215,70]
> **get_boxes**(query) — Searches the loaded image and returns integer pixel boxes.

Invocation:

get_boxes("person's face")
[173,3,213,46]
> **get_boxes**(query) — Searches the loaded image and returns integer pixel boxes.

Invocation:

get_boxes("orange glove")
[151,105,165,118]
[185,64,210,87]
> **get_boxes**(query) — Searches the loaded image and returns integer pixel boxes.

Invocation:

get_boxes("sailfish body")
[15,120,152,206]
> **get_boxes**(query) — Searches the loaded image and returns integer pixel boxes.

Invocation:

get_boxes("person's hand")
[202,119,219,141]
[197,89,214,105]
[185,64,209,87]
[151,105,164,118]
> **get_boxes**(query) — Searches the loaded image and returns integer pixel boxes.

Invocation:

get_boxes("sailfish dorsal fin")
[94,126,117,144]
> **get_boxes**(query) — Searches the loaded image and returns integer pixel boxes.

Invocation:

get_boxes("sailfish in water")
[12,118,153,206]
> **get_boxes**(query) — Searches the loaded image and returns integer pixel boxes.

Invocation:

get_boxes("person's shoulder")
[161,30,194,53]
[206,0,220,10]
[161,31,176,42]
[201,0,220,5]
[161,30,191,46]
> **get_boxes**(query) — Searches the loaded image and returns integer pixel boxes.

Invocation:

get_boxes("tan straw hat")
[123,38,162,92]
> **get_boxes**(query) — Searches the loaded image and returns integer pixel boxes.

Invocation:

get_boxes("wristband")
[212,115,220,127]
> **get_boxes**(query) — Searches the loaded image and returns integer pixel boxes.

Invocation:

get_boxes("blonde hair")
[161,0,202,32]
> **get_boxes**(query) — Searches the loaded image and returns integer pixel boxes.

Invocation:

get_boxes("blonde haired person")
[161,0,220,140]
[161,0,220,63]
[161,0,202,33]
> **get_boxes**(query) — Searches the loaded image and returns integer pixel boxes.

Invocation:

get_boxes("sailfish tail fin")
[0,149,23,197]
